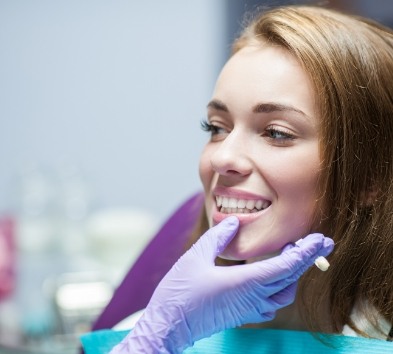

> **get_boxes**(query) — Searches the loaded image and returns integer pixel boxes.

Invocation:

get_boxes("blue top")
[81,327,393,354]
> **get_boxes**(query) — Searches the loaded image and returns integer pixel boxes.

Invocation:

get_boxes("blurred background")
[0,0,392,353]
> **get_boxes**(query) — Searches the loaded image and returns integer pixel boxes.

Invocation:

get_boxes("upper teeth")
[215,196,270,212]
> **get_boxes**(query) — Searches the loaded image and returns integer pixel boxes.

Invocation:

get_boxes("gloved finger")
[267,281,298,309]
[250,282,298,318]
[281,242,296,253]
[270,234,334,280]
[260,311,276,322]
[243,310,277,325]
[287,233,334,260]
[241,233,334,284]
[190,216,239,261]
[237,308,276,325]
[249,269,300,298]
[265,234,333,281]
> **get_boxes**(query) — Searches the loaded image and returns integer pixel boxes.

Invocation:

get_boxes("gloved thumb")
[191,216,239,261]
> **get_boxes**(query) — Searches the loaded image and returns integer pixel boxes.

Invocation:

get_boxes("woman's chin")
[217,241,255,261]
[216,242,246,261]
[217,237,282,262]
[216,252,243,261]
[218,249,281,262]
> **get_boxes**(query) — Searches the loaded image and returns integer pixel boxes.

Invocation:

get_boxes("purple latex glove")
[110,216,334,354]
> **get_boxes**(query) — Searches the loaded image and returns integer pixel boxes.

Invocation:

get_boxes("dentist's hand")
[110,216,334,354]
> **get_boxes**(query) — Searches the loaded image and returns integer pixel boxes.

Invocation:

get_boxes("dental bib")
[81,327,393,353]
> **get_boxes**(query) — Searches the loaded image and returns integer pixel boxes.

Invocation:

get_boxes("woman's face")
[199,44,321,260]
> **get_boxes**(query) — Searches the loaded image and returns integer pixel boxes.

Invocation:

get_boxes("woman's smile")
[212,186,272,225]
[216,197,271,214]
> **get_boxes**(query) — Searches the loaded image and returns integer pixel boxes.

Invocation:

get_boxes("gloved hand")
[110,216,334,354]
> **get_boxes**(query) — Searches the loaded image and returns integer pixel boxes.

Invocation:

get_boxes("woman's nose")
[210,131,252,177]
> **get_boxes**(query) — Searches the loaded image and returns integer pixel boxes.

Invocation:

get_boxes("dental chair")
[91,192,204,332]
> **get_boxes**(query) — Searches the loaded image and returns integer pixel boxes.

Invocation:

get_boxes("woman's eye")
[200,120,227,137]
[264,127,295,142]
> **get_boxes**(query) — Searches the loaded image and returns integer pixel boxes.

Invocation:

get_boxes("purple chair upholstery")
[92,192,204,331]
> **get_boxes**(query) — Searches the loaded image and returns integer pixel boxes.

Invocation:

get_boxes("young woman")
[196,4,393,338]
[90,4,393,353]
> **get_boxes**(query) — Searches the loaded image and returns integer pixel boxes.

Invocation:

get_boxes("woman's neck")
[242,298,307,331]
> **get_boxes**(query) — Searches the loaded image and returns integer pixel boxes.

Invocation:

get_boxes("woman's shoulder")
[342,301,392,340]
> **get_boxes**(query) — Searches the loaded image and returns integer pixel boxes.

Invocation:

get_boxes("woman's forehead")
[213,44,317,122]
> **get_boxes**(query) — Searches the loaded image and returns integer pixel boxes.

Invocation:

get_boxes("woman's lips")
[212,203,270,225]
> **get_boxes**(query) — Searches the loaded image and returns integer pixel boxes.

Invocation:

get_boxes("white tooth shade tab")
[314,256,330,271]
[216,196,270,211]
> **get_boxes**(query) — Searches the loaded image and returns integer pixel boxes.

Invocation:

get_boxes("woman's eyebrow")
[252,102,308,118]
[206,99,228,112]
[207,100,312,121]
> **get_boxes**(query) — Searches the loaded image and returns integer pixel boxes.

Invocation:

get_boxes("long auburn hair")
[188,5,393,337]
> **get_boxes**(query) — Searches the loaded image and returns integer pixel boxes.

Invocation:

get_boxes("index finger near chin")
[247,246,317,284]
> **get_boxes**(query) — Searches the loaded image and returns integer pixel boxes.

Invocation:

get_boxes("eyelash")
[200,120,224,136]
[201,119,295,142]
[264,127,296,141]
